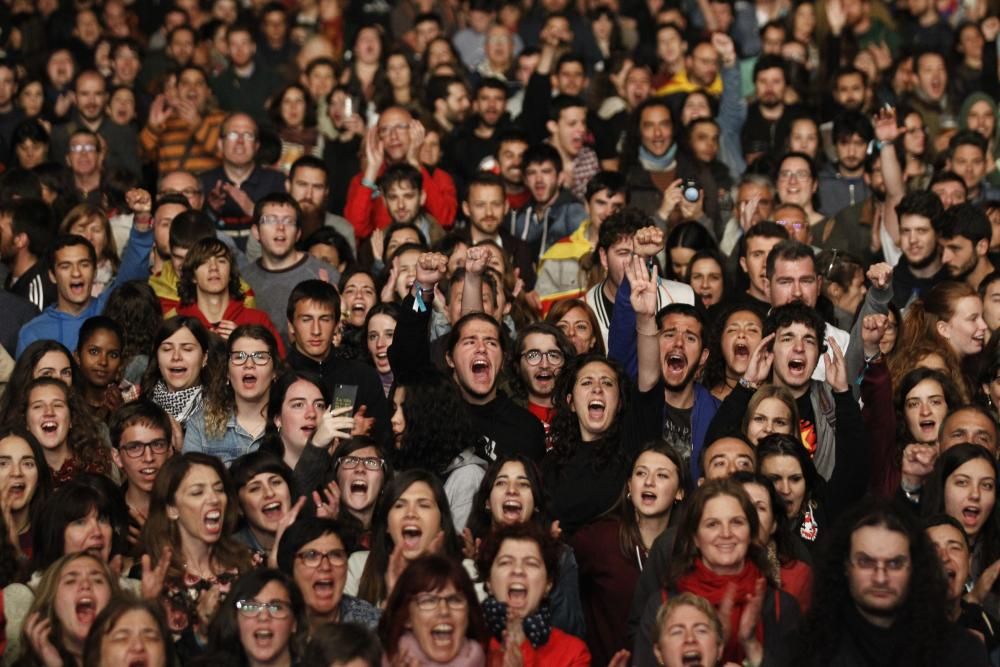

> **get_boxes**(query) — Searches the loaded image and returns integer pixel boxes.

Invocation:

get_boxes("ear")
[250,225,260,242]
[696,476,705,487]
[739,256,748,275]
[977,238,989,257]
[827,282,843,299]
[598,247,608,270]
[936,318,951,340]
[284,178,291,191]
[462,200,471,218]
[546,119,557,138]
[698,346,709,368]
[675,486,685,502]
[419,190,427,207]
[110,447,123,471]
[445,349,455,370]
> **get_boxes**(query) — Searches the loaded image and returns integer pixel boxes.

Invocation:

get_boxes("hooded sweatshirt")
[959,91,1000,187]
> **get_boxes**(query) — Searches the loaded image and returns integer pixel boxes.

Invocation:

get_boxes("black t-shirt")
[662,403,693,469]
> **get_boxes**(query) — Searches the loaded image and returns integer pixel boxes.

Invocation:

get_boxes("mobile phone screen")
[333,384,358,416]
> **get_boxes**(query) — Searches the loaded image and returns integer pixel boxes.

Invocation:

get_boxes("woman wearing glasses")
[507,323,576,437]
[276,517,380,632]
[175,237,285,356]
[774,152,825,227]
[332,437,392,549]
[379,554,486,665]
[184,325,282,466]
[201,569,307,666]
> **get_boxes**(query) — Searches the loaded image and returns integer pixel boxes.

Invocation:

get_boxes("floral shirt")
[161,551,263,633]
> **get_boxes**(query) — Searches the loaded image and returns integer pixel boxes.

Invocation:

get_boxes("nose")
[919,401,931,417]
[171,346,183,361]
[762,420,773,435]
[263,483,276,499]
[777,479,790,496]
[970,485,981,501]
[142,444,155,463]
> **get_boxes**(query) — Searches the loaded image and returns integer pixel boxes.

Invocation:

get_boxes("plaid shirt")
[571,146,601,201]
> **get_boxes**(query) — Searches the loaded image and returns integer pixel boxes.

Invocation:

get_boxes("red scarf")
[677,558,765,662]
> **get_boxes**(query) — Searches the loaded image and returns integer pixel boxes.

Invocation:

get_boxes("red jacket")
[176,299,286,358]
[487,628,590,667]
[344,163,457,240]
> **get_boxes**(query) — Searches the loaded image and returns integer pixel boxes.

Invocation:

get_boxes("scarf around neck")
[639,143,677,172]
[391,632,485,666]
[482,596,552,648]
[678,558,765,662]
[152,380,203,423]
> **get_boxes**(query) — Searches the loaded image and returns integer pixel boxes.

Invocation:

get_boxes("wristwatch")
[738,377,759,391]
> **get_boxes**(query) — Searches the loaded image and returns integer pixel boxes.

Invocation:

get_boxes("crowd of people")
[0,0,996,665]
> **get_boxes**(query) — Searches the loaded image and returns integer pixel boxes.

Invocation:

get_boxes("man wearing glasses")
[242,192,339,340]
[200,112,286,246]
[344,105,457,241]
[110,402,174,549]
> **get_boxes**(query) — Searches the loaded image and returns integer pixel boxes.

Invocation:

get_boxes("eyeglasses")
[778,169,810,181]
[229,351,273,366]
[824,249,840,277]
[338,456,384,470]
[848,554,910,574]
[520,349,565,367]
[119,438,171,458]
[235,599,292,619]
[378,123,410,137]
[414,593,468,611]
[776,219,807,231]
[224,130,256,143]
[69,144,98,153]
[295,548,348,568]
[258,215,297,227]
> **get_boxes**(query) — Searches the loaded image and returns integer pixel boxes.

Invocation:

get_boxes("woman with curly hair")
[389,372,486,531]
[543,353,637,534]
[702,303,766,401]
[9,377,110,484]
[373,48,420,112]
[183,325,282,466]
[175,238,285,356]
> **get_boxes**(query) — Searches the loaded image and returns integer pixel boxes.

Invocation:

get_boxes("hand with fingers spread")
[381,262,400,303]
[269,496,306,569]
[313,405,355,449]
[147,94,171,132]
[719,578,766,665]
[872,106,902,144]
[370,227,386,264]
[739,194,761,232]
[363,125,385,181]
[141,546,173,600]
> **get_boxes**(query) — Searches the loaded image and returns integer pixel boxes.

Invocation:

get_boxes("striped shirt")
[139,110,227,175]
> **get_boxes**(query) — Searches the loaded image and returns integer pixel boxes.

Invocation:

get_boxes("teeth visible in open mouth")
[641,491,656,501]
[261,502,282,518]
[666,353,686,370]
[431,624,454,642]
[471,360,489,372]
[254,629,274,639]
[788,359,806,371]
[681,652,704,666]
[139,467,157,476]
[734,343,749,356]
[41,421,58,433]
[588,400,605,410]
[350,480,368,493]
[205,510,221,528]
[314,578,334,592]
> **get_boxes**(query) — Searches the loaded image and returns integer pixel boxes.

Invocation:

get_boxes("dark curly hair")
[0,340,80,424]
[701,301,766,396]
[102,280,163,370]
[466,454,550,541]
[474,520,561,587]
[504,322,577,405]
[796,498,952,666]
[547,353,630,470]
[390,372,474,476]
[894,368,961,445]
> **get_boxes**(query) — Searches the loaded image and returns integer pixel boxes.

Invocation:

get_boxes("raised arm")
[460,245,489,317]
[387,252,448,382]
[627,253,662,393]
[874,106,905,248]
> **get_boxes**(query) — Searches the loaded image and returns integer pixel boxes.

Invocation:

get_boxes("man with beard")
[628,253,718,481]
[495,128,530,210]
[741,55,803,165]
[938,203,996,290]
[546,95,598,202]
[902,51,956,146]
[0,198,56,311]
[947,131,1000,204]
[461,172,535,287]
[444,78,511,191]
[796,500,987,666]
[388,251,545,463]
[211,23,280,127]
[428,75,471,137]
[818,111,873,219]
[891,192,946,309]
[242,192,338,340]
[50,70,141,180]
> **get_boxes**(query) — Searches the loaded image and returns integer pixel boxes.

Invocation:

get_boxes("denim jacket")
[182,405,264,466]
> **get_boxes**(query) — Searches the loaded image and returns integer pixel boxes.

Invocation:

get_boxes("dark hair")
[466,454,549,540]
[475,520,561,585]
[753,54,787,81]
[742,221,789,257]
[0,341,79,423]
[668,478,774,587]
[264,370,330,459]
[102,280,163,368]
[730,470,800,566]
[548,354,630,469]
[299,226,355,269]
[389,372,473,475]
[832,110,874,144]
[12,118,50,147]
[378,554,487,658]
[654,302,706,336]
[0,169,43,202]
[765,239,817,283]
[269,82,317,130]
[204,569,307,664]
[584,170,626,202]
[505,322,576,404]
[76,316,123,361]
[928,170,968,197]
[548,94,586,123]
[466,170,507,198]
[701,302,767,394]
[288,154,329,184]
[302,622,382,666]
[152,192,192,218]
[894,368,961,445]
[763,302,827,353]
[378,163,423,195]
[32,475,128,572]
[446,312,506,357]
[621,96,672,173]
[935,202,990,245]
[610,442,687,558]
[756,432,821,518]
[596,206,649,253]
[896,190,944,224]
[46,233,96,271]
[252,191,302,227]
[521,143,563,173]
[664,222,717,280]
[949,129,988,157]
[797,498,951,666]
[82,597,175,667]
[286,279,340,324]
[543,298,607,356]
[0,427,52,556]
[167,209,216,251]
[229,449,296,503]
[109,401,171,450]
[140,316,217,397]
[357,470,462,604]
[177,237,244,305]
[922,513,970,548]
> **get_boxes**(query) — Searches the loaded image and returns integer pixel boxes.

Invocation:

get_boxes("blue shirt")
[182,405,264,466]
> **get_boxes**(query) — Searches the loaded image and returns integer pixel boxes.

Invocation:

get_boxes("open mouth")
[470,358,491,382]
[7,482,25,496]
[733,343,750,360]
[241,373,258,389]
[401,525,423,550]
[312,577,335,597]
[534,370,554,385]
[918,419,936,434]
[351,302,367,314]
[681,652,705,666]
[253,629,274,643]
[167,365,189,378]
[204,509,222,533]
[431,623,455,645]
[69,280,87,295]
[40,420,59,435]
[640,491,658,505]
[127,660,149,667]
[261,501,283,521]
[665,353,687,373]
[787,358,806,373]
[587,400,606,421]
[301,424,316,436]
[962,505,982,526]
[349,479,369,495]
[138,466,158,481]
[507,583,528,606]
[501,499,522,520]
[75,597,97,624]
